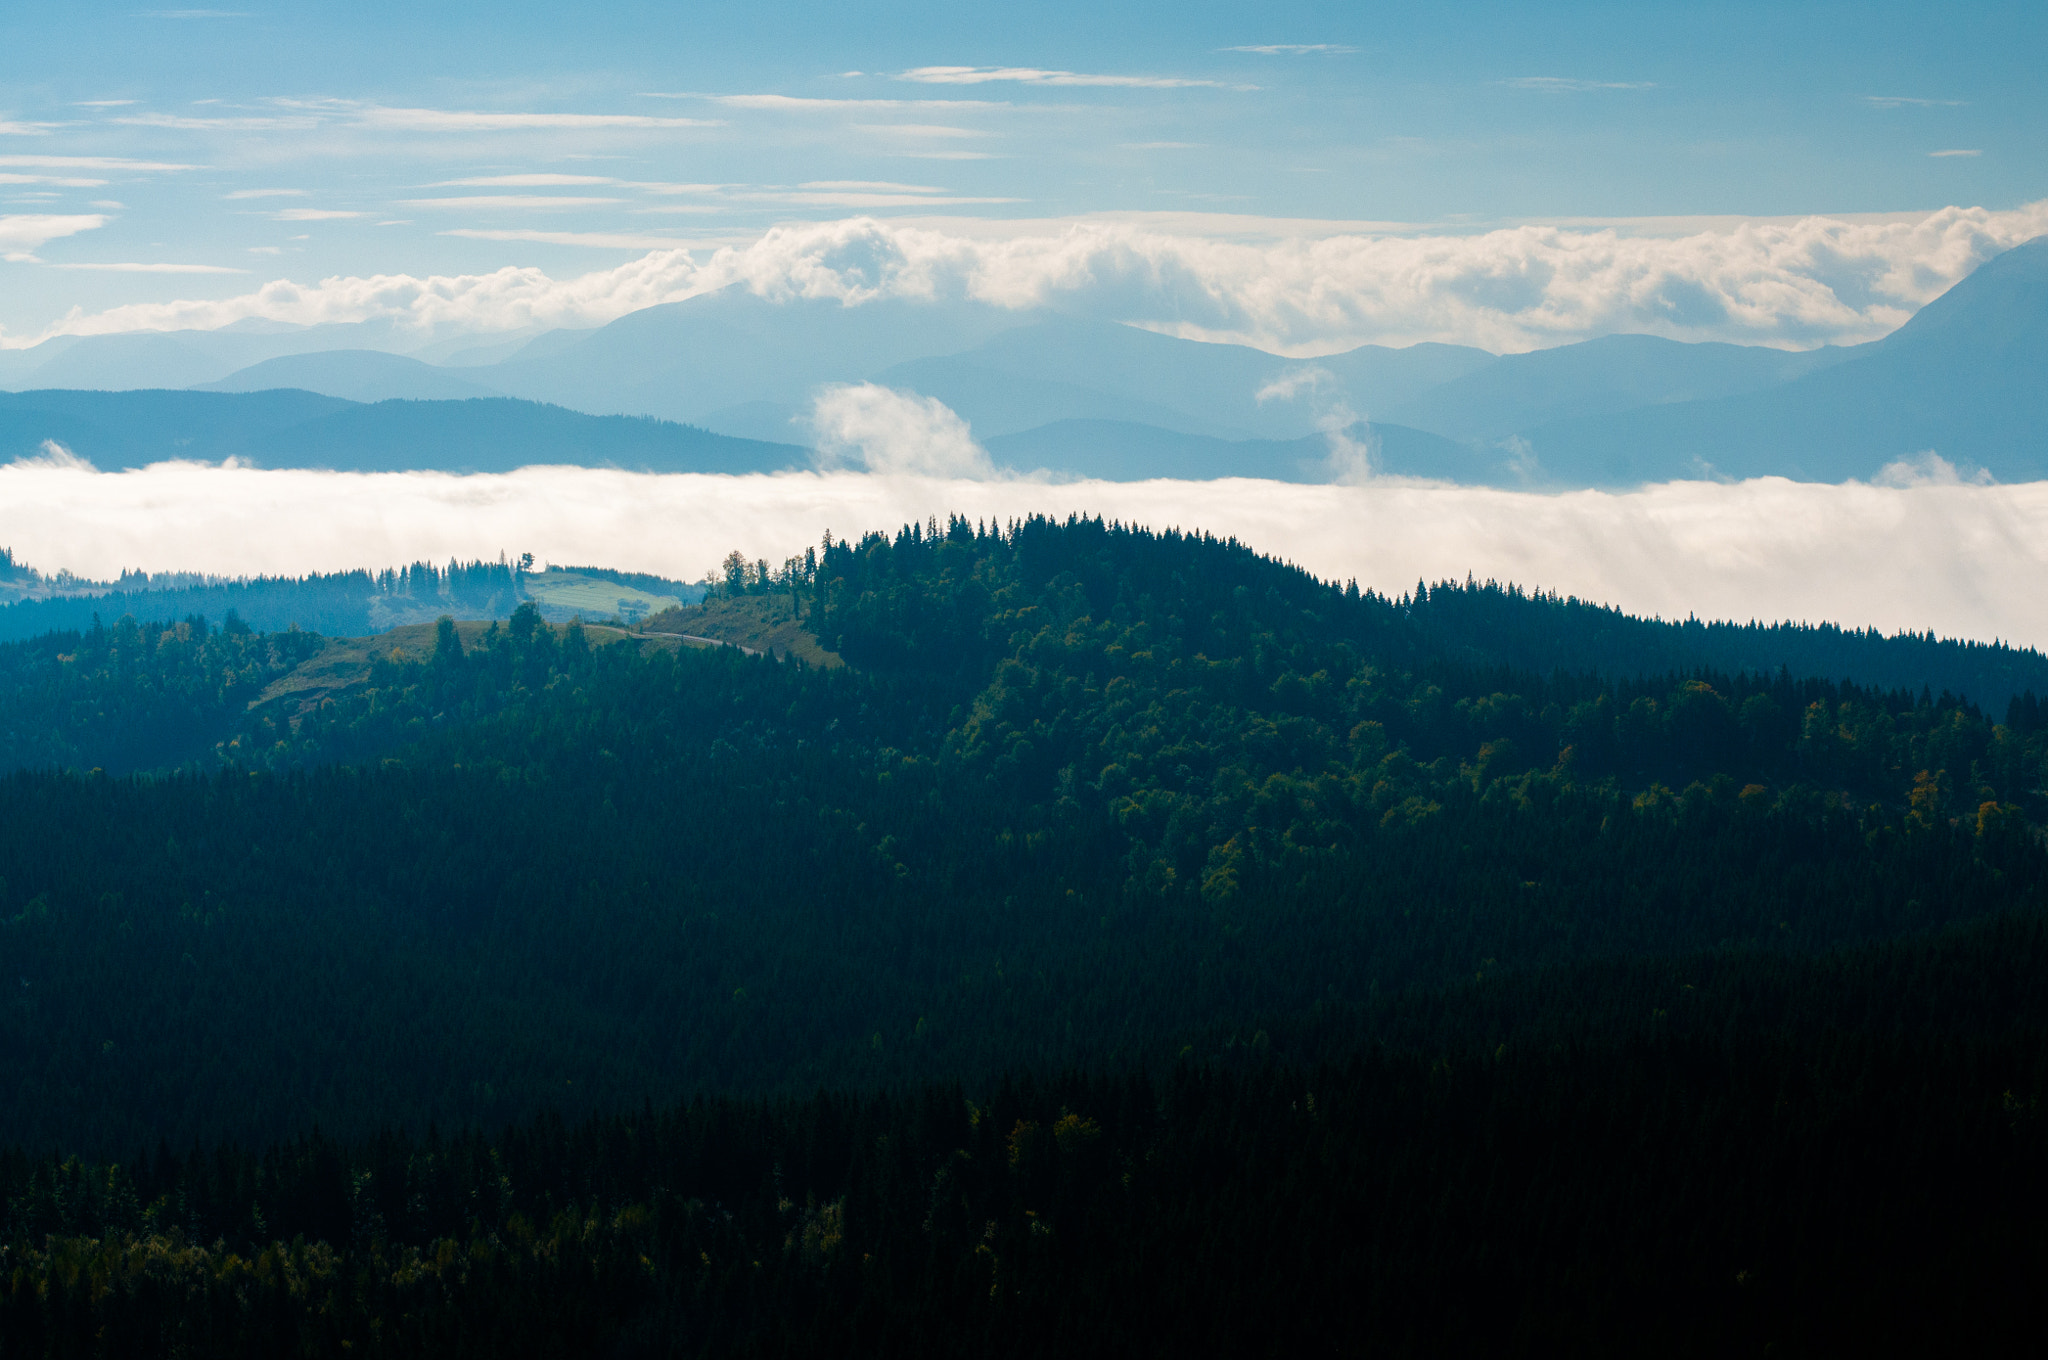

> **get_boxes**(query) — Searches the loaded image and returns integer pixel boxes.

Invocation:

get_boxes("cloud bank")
[2,462,2044,648]
[11,202,2045,353]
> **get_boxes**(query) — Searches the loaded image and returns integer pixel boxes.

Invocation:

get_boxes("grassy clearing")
[639,595,843,668]
[521,571,684,622]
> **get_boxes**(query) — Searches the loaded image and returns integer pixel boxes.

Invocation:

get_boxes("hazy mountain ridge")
[4,236,2043,486]
[0,389,806,474]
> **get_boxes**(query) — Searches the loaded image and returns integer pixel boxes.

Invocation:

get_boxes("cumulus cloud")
[13,203,2048,354]
[806,384,997,478]
[2,462,2044,648]
[0,212,107,261]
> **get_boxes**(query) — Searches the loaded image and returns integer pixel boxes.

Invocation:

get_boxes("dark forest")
[2,515,2043,1355]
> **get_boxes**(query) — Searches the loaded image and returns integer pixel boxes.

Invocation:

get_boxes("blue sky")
[2,0,2042,346]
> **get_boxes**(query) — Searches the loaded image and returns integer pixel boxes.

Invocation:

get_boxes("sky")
[2,0,2043,350]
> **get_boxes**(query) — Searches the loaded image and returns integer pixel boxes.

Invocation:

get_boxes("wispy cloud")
[49,261,245,273]
[135,9,249,16]
[800,180,944,193]
[1122,141,1201,150]
[112,112,318,130]
[401,195,626,210]
[1928,149,1982,158]
[897,151,1004,161]
[432,174,619,187]
[0,121,64,136]
[1864,95,1966,108]
[73,100,138,108]
[0,154,199,171]
[356,107,721,131]
[223,187,307,199]
[897,66,1247,90]
[1221,44,1357,55]
[1500,77,1654,93]
[0,212,107,261]
[647,92,1006,111]
[272,208,364,220]
[851,124,993,138]
[0,173,109,187]
[440,228,697,249]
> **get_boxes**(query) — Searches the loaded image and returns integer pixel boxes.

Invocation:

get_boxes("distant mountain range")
[2,235,2042,486]
[0,390,805,474]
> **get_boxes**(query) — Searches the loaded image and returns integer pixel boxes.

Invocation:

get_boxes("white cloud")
[851,124,993,138]
[11,440,94,471]
[0,173,108,187]
[1929,149,1982,158]
[649,92,1005,111]
[1872,452,1992,487]
[137,9,249,17]
[401,195,627,209]
[433,174,620,187]
[441,228,701,249]
[1121,141,1200,150]
[1864,95,1966,108]
[0,154,197,171]
[112,112,319,130]
[897,66,1245,90]
[801,180,945,193]
[0,212,107,261]
[15,202,2048,354]
[224,187,308,199]
[896,151,1003,161]
[2,463,2045,648]
[749,190,1021,207]
[273,208,364,220]
[49,261,245,273]
[806,384,996,478]
[1221,44,1358,55]
[1501,77,1654,93]
[0,121,63,136]
[351,106,721,132]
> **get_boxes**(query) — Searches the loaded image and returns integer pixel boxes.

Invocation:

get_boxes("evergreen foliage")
[0,515,2044,1349]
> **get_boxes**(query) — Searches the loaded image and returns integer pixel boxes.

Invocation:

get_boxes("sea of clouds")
[4,444,2044,649]
[9,201,2048,354]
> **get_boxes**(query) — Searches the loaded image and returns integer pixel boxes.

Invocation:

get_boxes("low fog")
[3,451,2045,649]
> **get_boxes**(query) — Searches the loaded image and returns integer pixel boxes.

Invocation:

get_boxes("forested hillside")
[2,516,2045,1352]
